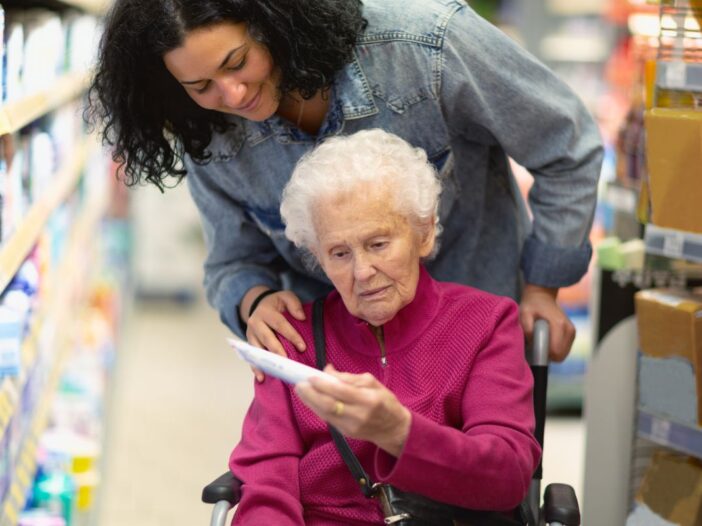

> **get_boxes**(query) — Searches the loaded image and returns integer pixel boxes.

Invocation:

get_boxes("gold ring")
[333,400,345,417]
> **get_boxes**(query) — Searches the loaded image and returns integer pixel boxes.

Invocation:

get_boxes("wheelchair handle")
[530,319,550,367]
[529,319,549,485]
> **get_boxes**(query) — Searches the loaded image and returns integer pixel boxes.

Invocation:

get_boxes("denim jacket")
[185,0,603,336]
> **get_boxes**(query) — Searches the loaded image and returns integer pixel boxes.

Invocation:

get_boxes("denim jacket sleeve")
[440,2,603,288]
[186,157,282,337]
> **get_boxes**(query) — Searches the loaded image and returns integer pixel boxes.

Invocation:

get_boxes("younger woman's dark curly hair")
[86,0,365,190]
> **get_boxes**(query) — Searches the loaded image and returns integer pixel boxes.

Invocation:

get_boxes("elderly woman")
[229,129,541,525]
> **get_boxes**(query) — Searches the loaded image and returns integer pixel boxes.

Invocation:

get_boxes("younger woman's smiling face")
[163,21,280,120]
[313,185,435,327]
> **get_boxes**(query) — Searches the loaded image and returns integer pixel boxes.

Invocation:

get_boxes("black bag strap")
[311,298,528,525]
[312,297,376,499]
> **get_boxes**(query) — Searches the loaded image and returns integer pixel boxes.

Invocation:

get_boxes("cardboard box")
[636,289,702,361]
[644,108,702,233]
[637,451,702,526]
[635,289,702,424]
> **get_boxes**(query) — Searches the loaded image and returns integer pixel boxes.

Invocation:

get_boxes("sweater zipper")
[378,335,387,368]
[370,324,388,367]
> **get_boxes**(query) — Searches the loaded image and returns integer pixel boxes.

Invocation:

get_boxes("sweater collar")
[328,266,441,355]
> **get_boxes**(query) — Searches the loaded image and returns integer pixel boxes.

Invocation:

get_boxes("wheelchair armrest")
[543,483,580,525]
[202,471,243,505]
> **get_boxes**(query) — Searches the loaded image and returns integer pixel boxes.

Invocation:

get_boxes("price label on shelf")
[662,231,685,259]
[650,416,671,444]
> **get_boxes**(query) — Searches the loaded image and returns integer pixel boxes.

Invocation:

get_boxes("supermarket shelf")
[0,179,107,441]
[644,224,702,263]
[0,191,108,525]
[637,408,702,461]
[0,137,93,293]
[547,0,607,16]
[656,61,702,91]
[0,379,16,440]
[0,266,63,445]
[56,0,110,15]
[0,341,71,526]
[0,70,91,135]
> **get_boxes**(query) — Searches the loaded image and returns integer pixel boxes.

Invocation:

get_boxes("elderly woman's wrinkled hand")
[246,290,307,360]
[295,364,412,457]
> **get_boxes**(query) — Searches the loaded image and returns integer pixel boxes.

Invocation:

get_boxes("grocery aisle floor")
[97,295,249,526]
[98,295,585,525]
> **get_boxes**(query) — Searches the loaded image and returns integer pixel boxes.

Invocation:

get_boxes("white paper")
[227,338,340,386]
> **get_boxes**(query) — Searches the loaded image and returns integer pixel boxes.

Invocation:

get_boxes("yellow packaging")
[644,108,702,233]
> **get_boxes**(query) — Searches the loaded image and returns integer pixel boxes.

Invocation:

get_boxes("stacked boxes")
[635,291,702,525]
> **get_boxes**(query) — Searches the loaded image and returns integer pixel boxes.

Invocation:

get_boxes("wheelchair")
[202,320,581,525]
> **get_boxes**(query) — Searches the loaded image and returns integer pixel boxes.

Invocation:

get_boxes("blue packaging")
[0,304,22,376]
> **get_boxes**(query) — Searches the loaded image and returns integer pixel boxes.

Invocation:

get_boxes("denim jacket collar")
[244,52,378,146]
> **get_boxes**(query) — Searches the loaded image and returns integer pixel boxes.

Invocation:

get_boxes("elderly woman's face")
[314,188,434,326]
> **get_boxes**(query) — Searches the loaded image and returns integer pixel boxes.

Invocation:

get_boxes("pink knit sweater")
[230,267,541,525]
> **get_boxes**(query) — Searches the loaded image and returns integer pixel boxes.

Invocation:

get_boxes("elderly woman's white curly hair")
[280,129,442,259]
